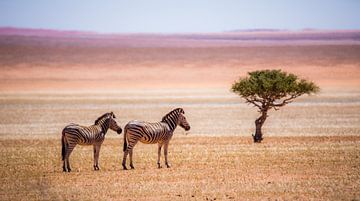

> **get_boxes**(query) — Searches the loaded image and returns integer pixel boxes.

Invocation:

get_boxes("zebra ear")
[180,108,185,114]
[111,111,115,118]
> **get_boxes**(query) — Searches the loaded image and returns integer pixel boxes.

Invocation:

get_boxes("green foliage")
[232,69,319,111]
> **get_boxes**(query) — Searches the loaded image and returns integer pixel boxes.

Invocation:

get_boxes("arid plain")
[0,28,359,200]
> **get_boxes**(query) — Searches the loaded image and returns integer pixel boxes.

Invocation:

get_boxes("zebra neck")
[99,118,110,133]
[163,117,177,131]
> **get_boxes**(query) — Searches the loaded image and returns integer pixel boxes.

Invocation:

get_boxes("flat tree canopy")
[232,69,319,142]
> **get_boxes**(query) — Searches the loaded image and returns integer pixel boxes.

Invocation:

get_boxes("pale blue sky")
[0,0,359,33]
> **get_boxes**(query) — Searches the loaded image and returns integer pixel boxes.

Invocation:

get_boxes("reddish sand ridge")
[0,28,359,91]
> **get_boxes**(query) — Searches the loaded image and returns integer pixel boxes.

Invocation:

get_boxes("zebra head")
[178,111,191,131]
[95,112,122,134]
[109,112,123,134]
[162,108,191,131]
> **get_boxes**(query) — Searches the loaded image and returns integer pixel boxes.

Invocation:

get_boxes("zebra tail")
[61,130,66,161]
[123,126,127,152]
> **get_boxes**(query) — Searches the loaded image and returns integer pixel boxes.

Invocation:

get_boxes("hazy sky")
[1,0,359,33]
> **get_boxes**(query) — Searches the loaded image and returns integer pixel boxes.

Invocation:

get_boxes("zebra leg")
[63,160,67,172]
[63,144,67,172]
[65,144,76,172]
[164,143,171,168]
[157,144,163,168]
[129,149,134,169]
[122,149,129,170]
[93,144,101,171]
[96,145,101,170]
[62,135,67,172]
[93,145,97,170]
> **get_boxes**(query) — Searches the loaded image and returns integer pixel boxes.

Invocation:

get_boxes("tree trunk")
[253,111,267,143]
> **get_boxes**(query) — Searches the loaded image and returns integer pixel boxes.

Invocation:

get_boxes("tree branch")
[270,93,301,108]
[245,97,263,110]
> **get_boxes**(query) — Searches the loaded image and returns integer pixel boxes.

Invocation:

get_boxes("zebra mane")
[161,108,184,122]
[94,112,113,125]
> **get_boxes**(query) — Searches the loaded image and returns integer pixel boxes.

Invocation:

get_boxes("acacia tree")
[231,69,319,143]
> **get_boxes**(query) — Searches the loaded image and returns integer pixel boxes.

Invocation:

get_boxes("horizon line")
[1,26,360,35]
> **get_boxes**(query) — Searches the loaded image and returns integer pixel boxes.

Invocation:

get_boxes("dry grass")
[0,91,358,200]
[0,136,359,200]
[1,31,360,200]
[1,90,358,200]
[1,90,359,137]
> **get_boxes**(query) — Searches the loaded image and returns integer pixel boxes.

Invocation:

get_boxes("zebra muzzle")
[117,128,122,134]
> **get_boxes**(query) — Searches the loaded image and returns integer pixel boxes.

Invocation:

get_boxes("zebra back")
[62,112,118,145]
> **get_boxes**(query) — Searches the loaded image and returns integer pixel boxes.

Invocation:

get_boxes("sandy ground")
[0,136,359,200]
[0,30,359,200]
[0,89,359,138]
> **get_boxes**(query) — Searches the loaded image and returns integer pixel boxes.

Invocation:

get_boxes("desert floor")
[0,136,359,200]
[0,30,359,200]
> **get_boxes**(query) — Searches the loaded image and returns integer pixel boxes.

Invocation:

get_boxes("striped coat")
[61,112,122,172]
[122,108,190,170]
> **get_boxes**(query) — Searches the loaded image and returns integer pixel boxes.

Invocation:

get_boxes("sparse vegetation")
[0,31,359,200]
[0,136,359,200]
[232,70,319,143]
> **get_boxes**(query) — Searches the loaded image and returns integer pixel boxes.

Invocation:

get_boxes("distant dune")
[0,27,97,37]
[1,27,360,47]
[0,27,359,91]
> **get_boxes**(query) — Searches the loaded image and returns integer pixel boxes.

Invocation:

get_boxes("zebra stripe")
[122,108,190,170]
[61,112,122,172]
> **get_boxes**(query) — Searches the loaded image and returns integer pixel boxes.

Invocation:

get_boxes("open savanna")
[0,29,360,200]
[0,89,359,200]
[1,136,359,200]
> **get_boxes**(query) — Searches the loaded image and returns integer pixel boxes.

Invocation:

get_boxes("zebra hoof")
[122,165,128,170]
[166,164,171,168]
[130,165,135,169]
[94,165,100,171]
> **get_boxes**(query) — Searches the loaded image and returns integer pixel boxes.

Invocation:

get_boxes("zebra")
[61,112,122,172]
[122,108,190,170]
